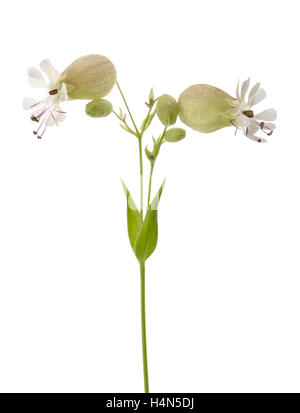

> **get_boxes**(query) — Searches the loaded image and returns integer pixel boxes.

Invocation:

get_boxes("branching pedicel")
[23,54,277,392]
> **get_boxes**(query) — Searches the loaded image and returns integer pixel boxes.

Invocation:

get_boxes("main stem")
[116,81,149,392]
[140,261,149,393]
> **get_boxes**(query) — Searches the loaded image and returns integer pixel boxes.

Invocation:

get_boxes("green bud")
[149,88,155,105]
[156,94,178,126]
[178,85,236,133]
[164,128,186,142]
[119,107,126,122]
[59,54,117,100]
[85,99,112,118]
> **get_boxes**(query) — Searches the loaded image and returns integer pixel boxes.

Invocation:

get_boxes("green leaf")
[164,128,186,142]
[141,111,156,133]
[134,180,165,262]
[121,180,141,251]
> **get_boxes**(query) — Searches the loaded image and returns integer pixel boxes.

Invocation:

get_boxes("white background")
[0,0,299,393]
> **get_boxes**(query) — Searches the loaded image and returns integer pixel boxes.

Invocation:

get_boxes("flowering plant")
[24,55,276,392]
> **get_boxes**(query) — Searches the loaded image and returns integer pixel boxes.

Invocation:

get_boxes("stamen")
[30,101,42,109]
[31,115,39,122]
[37,125,46,139]
[253,133,263,142]
[230,119,241,136]
[36,108,48,120]
[256,121,274,137]
[38,114,52,139]
[33,117,46,136]
[242,110,254,118]
[30,95,66,138]
[54,109,67,114]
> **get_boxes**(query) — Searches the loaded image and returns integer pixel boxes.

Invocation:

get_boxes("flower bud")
[178,85,236,133]
[85,99,112,118]
[156,94,178,126]
[59,54,117,100]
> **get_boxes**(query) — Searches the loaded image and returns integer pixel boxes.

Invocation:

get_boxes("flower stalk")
[115,82,150,392]
[140,261,149,393]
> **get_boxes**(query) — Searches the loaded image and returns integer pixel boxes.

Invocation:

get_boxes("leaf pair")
[121,180,165,263]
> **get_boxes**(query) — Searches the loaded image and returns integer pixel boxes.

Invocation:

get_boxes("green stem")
[116,81,140,137]
[147,126,167,206]
[116,81,143,217]
[140,261,149,393]
[138,137,144,219]
[147,163,154,207]
[112,109,123,122]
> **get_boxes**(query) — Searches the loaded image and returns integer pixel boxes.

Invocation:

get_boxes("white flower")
[23,59,68,138]
[232,78,277,142]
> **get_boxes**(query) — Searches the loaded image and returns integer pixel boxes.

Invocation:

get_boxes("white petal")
[40,59,60,88]
[46,108,67,126]
[23,97,39,110]
[240,78,250,101]
[248,82,260,105]
[57,83,68,104]
[236,113,251,128]
[247,121,260,136]
[56,112,67,123]
[45,113,57,126]
[236,80,240,99]
[255,108,277,121]
[60,82,67,92]
[245,122,267,143]
[251,88,267,106]
[27,67,47,88]
[54,106,67,122]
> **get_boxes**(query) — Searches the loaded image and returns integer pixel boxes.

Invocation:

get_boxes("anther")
[242,110,254,118]
[268,130,273,136]
[31,115,39,122]
[37,135,42,139]
[49,89,58,95]
[260,122,264,129]
[33,131,37,135]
